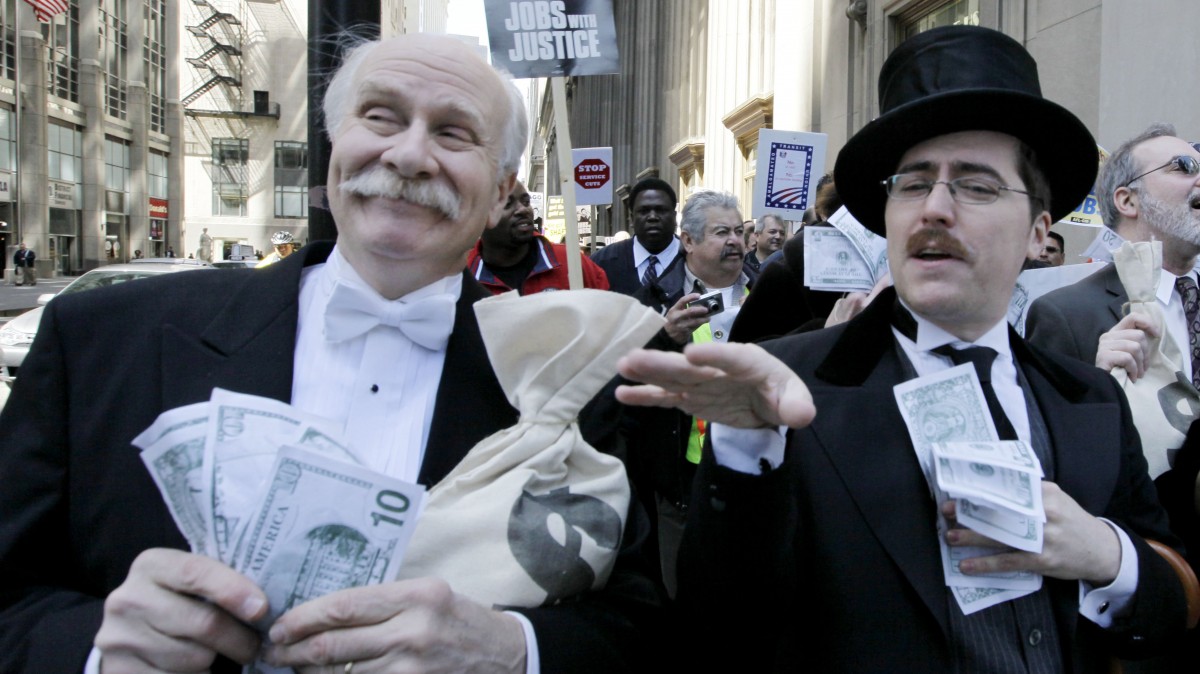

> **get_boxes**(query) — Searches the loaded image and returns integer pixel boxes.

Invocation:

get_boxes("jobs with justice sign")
[486,0,620,78]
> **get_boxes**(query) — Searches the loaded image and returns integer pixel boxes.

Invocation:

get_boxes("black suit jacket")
[679,287,1186,672]
[0,243,657,673]
[590,238,684,297]
[1025,263,1126,365]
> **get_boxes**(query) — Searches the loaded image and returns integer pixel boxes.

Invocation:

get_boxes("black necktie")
[642,255,659,286]
[933,345,1019,441]
[1175,275,1200,389]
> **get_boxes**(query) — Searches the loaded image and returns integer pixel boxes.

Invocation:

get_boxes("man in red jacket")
[468,181,609,294]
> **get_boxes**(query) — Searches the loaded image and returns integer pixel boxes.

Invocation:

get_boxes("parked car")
[212,259,260,269]
[0,354,10,413]
[0,261,214,375]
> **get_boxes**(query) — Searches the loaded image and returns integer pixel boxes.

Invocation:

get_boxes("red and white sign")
[571,146,613,206]
[149,197,169,219]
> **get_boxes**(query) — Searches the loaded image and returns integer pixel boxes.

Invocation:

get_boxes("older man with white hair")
[0,33,656,674]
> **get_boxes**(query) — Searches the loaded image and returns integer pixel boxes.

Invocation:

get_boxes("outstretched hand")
[616,341,816,430]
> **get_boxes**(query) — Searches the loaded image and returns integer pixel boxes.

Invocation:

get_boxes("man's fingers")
[271,579,451,646]
[956,550,1037,575]
[617,348,726,388]
[134,549,268,623]
[614,383,687,409]
[1113,310,1160,337]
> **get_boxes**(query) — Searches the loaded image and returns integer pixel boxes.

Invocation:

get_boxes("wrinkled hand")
[663,293,711,344]
[825,273,892,328]
[1096,311,1159,381]
[95,549,267,673]
[616,341,816,430]
[266,577,526,674]
[944,481,1121,584]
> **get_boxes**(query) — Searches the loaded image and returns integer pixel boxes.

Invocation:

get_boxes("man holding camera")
[626,189,749,596]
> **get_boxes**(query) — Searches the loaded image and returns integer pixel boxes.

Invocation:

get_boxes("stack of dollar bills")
[134,387,426,626]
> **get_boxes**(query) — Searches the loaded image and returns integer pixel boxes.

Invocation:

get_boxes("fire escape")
[183,0,278,120]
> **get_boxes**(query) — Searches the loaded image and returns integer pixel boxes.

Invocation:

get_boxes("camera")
[688,290,725,316]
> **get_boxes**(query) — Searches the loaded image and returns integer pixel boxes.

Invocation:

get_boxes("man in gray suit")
[1026,124,1200,382]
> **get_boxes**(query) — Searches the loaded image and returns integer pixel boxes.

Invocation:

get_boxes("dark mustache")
[905,229,969,259]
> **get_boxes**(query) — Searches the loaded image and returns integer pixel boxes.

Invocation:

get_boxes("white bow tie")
[323,281,456,350]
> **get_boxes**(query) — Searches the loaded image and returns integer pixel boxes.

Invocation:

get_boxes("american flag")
[23,0,69,23]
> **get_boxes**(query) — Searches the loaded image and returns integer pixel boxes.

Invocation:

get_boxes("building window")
[212,138,248,217]
[274,141,307,218]
[105,137,130,193]
[894,0,980,43]
[0,0,17,82]
[48,122,82,184]
[144,0,166,133]
[44,1,79,102]
[148,150,168,199]
[0,108,14,174]
[101,0,129,119]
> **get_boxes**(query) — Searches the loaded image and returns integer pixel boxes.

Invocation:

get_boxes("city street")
[0,276,74,320]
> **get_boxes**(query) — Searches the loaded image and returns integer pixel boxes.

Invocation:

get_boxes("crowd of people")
[1,23,1198,674]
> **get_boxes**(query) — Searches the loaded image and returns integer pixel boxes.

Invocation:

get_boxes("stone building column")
[78,0,105,269]
[17,28,48,278]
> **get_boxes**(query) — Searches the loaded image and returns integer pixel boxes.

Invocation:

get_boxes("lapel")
[1012,335,1119,513]
[802,290,1121,640]
[419,278,519,486]
[804,288,951,638]
[1103,263,1128,323]
[160,243,329,410]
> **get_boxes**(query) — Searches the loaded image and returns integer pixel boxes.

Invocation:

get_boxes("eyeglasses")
[1123,155,1200,187]
[881,173,1039,205]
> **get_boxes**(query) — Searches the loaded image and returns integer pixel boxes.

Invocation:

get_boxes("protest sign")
[572,147,613,206]
[486,0,620,78]
[752,129,828,220]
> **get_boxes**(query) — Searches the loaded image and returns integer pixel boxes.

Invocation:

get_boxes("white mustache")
[339,166,462,220]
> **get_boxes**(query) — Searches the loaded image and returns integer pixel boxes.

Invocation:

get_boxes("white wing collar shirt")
[291,246,458,483]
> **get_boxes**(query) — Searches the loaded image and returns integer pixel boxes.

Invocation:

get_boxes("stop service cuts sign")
[571,147,613,205]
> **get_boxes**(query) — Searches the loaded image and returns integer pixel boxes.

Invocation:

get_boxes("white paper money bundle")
[803,206,889,292]
[894,364,1043,615]
[933,440,1046,555]
[135,388,427,624]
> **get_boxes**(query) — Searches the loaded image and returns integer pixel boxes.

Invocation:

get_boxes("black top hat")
[834,25,1097,235]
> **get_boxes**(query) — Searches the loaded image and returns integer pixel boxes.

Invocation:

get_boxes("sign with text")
[486,0,619,78]
[543,195,566,242]
[1059,145,1109,228]
[571,147,613,205]
[0,171,10,202]
[752,129,827,220]
[149,197,168,219]
[49,179,76,209]
[529,191,545,224]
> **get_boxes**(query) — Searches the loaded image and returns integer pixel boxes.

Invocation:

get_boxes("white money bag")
[396,289,665,607]
[1110,240,1200,478]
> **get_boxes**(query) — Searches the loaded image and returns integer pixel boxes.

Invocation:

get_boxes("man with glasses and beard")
[1027,124,1200,381]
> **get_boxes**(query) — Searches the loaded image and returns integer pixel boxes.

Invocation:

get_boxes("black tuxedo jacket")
[678,287,1186,672]
[0,243,657,673]
[1025,263,1126,366]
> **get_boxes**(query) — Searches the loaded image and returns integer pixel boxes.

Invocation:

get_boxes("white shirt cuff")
[505,610,541,674]
[84,646,102,674]
[710,423,786,474]
[1078,518,1139,627]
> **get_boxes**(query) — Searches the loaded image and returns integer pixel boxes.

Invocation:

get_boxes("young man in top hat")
[618,25,1186,671]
